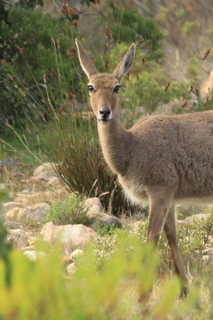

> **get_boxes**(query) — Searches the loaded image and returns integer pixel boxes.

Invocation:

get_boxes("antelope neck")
[97,113,131,175]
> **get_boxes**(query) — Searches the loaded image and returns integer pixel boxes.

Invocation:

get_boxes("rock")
[177,219,189,226]
[6,203,50,222]
[88,210,122,228]
[40,221,55,243]
[70,249,84,261]
[5,207,23,220]
[32,162,56,181]
[0,157,20,169]
[202,255,211,265]
[4,221,23,230]
[0,183,7,191]
[202,248,213,256]
[130,220,146,233]
[61,224,97,246]
[66,263,76,274]
[41,222,97,249]
[1,202,23,214]
[184,213,211,224]
[96,215,122,228]
[47,176,62,188]
[85,197,104,215]
[8,229,36,250]
[24,250,45,261]
[14,189,69,206]
[21,203,50,222]
[202,249,213,266]
[27,162,66,191]
[85,197,122,228]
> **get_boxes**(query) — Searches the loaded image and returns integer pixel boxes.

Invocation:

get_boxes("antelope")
[76,39,213,297]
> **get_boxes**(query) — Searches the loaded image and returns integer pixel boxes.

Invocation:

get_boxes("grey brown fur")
[76,39,213,297]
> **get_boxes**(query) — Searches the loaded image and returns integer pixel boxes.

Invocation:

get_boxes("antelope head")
[75,39,136,124]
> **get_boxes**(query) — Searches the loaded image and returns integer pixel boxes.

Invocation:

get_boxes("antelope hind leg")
[164,204,188,297]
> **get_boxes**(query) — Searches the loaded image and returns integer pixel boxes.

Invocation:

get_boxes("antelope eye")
[87,85,95,92]
[113,85,121,93]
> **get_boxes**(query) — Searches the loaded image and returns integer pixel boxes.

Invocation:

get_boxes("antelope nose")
[99,106,111,119]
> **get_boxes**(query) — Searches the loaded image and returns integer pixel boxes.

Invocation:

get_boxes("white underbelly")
[118,175,148,205]
[118,175,213,207]
[174,196,213,206]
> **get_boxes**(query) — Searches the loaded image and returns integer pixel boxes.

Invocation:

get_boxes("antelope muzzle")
[98,106,113,123]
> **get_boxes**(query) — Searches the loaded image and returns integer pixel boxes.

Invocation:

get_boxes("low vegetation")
[46,193,91,226]
[1,0,213,319]
[0,215,213,319]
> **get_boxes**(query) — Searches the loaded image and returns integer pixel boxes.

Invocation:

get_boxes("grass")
[45,193,91,226]
[0,224,213,319]
[0,124,51,166]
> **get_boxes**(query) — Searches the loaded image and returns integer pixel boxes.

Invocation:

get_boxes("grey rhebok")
[76,39,213,297]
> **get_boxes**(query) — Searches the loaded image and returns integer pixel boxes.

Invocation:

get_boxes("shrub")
[93,220,117,237]
[46,193,91,226]
[109,2,164,61]
[0,5,79,131]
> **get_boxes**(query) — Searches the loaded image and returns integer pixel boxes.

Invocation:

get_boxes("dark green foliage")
[0,0,44,58]
[93,220,117,236]
[110,2,164,60]
[120,72,190,119]
[0,6,79,132]
[14,0,44,10]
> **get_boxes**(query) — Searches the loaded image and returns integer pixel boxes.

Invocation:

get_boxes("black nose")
[99,106,111,119]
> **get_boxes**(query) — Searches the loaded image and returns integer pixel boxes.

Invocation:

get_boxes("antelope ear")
[75,39,98,79]
[112,44,136,82]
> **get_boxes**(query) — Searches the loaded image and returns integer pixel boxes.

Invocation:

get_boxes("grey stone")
[32,162,56,181]
[66,263,76,274]
[4,221,23,229]
[85,197,122,228]
[41,222,97,249]
[2,202,23,214]
[85,197,104,215]
[184,213,211,224]
[6,203,50,222]
[24,251,45,260]
[70,249,84,261]
[96,215,122,228]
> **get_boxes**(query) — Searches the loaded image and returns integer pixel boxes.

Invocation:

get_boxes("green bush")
[0,6,79,131]
[120,69,190,121]
[93,220,117,237]
[109,2,164,61]
[46,193,90,226]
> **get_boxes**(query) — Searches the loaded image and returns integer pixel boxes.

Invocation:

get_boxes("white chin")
[98,118,112,124]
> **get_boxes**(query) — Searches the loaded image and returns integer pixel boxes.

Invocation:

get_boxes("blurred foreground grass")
[0,223,212,320]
